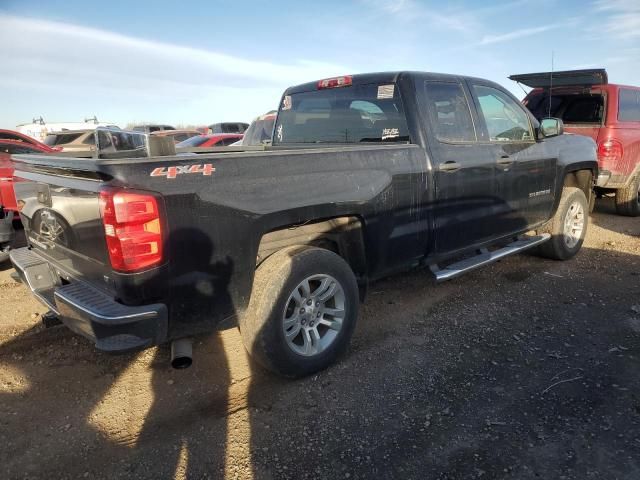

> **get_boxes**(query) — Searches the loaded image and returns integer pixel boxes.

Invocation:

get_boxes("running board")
[430,234,551,282]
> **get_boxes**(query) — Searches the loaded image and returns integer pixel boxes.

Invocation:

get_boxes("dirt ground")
[1,198,639,480]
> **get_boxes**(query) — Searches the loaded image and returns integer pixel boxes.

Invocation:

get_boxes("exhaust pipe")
[171,338,193,369]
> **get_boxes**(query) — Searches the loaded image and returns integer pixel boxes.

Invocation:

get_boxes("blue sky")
[0,0,638,129]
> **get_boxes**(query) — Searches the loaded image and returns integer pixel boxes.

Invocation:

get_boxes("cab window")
[423,82,476,143]
[473,85,533,142]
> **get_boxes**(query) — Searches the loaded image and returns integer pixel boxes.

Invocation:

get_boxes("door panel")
[419,80,508,254]
[470,83,557,231]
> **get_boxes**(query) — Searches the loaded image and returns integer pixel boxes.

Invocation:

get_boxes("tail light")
[317,75,352,89]
[597,139,624,165]
[99,188,163,272]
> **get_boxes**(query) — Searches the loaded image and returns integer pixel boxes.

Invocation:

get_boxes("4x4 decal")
[150,164,215,179]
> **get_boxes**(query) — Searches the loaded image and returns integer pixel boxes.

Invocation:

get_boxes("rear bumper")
[9,247,168,353]
[596,170,612,188]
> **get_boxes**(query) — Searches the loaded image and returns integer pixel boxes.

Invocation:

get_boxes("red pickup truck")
[510,69,640,216]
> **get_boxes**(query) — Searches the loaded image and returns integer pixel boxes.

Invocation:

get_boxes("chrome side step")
[430,234,551,282]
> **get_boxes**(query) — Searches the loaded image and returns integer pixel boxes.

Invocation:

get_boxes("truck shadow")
[0,227,240,479]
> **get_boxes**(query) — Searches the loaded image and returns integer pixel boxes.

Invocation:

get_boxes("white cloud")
[593,0,640,38]
[360,0,478,33]
[0,15,347,126]
[479,22,569,45]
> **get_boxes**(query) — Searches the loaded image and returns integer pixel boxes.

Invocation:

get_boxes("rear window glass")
[526,92,604,123]
[274,82,410,144]
[2,145,41,154]
[0,132,24,141]
[618,88,640,122]
[44,132,84,145]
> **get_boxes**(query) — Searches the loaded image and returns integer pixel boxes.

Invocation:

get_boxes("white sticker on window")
[377,84,395,99]
[276,124,284,142]
[382,127,399,140]
[282,95,292,110]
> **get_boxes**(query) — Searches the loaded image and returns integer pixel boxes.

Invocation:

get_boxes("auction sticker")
[377,84,395,99]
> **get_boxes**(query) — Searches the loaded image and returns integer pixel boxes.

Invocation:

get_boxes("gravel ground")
[1,198,639,480]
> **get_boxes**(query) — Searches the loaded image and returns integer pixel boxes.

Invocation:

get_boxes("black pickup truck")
[10,72,597,377]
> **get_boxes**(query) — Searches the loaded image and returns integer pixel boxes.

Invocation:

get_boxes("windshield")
[273,82,410,145]
[176,135,208,147]
[242,116,276,146]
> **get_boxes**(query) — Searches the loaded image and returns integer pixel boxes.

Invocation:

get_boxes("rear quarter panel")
[95,145,429,337]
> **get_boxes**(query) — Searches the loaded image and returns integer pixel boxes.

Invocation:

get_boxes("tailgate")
[509,69,607,88]
[11,155,113,291]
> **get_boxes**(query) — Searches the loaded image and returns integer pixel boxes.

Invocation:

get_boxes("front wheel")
[536,187,588,260]
[239,246,359,377]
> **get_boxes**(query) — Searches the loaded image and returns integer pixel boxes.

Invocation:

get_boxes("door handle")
[439,161,461,172]
[497,155,513,166]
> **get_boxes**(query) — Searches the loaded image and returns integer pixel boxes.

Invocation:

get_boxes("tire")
[536,187,588,260]
[614,174,640,217]
[239,246,359,377]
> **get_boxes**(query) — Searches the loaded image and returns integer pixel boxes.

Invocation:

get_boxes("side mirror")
[539,117,564,139]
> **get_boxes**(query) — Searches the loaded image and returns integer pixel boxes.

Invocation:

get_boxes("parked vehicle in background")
[43,130,97,155]
[233,111,276,146]
[132,124,176,134]
[209,122,249,134]
[0,129,62,151]
[511,69,640,216]
[176,133,244,148]
[10,72,597,377]
[16,116,119,142]
[0,138,58,261]
[151,129,201,144]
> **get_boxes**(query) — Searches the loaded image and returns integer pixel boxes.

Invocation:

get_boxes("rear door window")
[423,82,476,143]
[473,85,533,142]
[618,88,640,122]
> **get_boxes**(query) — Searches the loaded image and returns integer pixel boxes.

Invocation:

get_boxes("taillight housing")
[317,75,353,89]
[99,188,164,272]
[597,139,624,166]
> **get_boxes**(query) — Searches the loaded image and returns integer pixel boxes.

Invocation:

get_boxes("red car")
[175,133,243,148]
[511,69,640,216]
[1,133,59,213]
[0,131,59,261]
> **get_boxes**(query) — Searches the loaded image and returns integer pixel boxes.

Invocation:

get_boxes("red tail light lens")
[317,75,353,89]
[597,139,624,165]
[99,188,163,272]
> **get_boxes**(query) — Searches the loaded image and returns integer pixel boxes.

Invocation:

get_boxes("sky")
[0,0,638,129]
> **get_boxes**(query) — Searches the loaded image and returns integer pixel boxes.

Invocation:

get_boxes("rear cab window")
[273,81,410,145]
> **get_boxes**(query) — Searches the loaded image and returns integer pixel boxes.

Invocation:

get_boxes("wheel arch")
[256,216,368,297]
[561,167,595,202]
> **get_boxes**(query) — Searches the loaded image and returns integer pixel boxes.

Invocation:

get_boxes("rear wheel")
[239,246,359,377]
[614,174,640,217]
[536,187,588,260]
